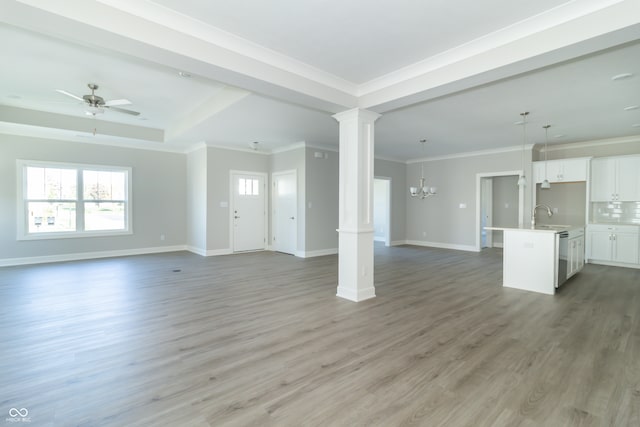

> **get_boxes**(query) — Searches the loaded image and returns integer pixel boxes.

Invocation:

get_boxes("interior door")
[232,172,266,252]
[272,171,297,255]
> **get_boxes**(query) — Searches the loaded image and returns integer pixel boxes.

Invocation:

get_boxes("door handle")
[234,216,240,219]
[290,217,295,220]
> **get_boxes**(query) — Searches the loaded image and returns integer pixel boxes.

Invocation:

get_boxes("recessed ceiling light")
[611,73,633,81]
[624,105,639,111]
[178,71,192,78]
[553,134,565,138]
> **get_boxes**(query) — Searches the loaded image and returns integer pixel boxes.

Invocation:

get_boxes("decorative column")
[332,108,381,302]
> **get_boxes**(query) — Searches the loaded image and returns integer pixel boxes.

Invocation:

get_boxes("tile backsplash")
[591,201,640,224]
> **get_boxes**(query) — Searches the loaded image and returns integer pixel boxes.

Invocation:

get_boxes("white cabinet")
[534,158,589,183]
[587,224,639,265]
[590,156,640,202]
[567,234,584,279]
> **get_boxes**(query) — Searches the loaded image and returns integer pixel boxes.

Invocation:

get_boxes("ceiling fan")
[55,83,140,116]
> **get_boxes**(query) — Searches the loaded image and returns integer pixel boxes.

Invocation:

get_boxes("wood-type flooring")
[1,245,639,426]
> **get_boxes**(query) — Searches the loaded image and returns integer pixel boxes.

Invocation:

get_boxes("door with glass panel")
[231,172,266,252]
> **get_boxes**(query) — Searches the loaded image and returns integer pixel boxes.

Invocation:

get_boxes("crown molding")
[539,134,640,152]
[406,144,533,164]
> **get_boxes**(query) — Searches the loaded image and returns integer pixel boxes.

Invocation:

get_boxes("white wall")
[406,149,530,250]
[305,148,339,253]
[0,134,187,264]
[186,147,207,253]
[206,146,269,252]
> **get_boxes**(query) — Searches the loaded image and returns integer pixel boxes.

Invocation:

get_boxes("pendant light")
[409,139,437,199]
[517,112,529,187]
[541,124,551,189]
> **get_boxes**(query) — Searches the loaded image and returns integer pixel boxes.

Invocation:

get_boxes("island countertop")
[485,224,584,234]
[484,224,585,295]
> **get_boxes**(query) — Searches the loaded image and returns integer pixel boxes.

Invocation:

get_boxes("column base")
[336,286,376,302]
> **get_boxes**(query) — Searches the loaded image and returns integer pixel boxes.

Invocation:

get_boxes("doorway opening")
[374,177,391,247]
[475,171,523,251]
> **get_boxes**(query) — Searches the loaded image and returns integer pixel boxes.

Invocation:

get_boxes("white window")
[17,160,132,239]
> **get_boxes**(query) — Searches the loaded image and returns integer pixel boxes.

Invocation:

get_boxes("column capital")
[332,108,381,123]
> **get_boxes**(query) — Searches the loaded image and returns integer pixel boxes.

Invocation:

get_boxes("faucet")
[532,204,553,228]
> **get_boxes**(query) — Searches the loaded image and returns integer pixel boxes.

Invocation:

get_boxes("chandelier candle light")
[409,139,437,199]
[517,112,529,187]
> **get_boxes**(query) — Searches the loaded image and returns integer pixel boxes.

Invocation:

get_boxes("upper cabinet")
[590,156,640,202]
[533,158,589,184]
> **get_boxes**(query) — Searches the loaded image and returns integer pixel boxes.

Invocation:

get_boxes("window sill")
[17,230,133,241]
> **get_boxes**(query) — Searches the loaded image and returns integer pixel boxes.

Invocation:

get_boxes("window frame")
[16,160,133,240]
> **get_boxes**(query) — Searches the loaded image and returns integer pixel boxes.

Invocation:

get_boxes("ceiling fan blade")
[104,98,131,107]
[105,105,140,116]
[55,89,84,102]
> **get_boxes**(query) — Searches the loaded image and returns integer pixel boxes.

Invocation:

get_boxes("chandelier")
[409,139,437,199]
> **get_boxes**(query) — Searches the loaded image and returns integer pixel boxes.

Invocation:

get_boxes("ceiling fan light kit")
[56,83,140,116]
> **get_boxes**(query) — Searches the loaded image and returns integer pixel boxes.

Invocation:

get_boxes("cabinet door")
[561,158,588,182]
[577,237,584,270]
[614,233,639,264]
[590,158,615,201]
[588,231,612,261]
[533,161,546,184]
[616,157,640,201]
[567,239,577,278]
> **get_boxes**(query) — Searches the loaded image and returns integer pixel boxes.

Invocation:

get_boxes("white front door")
[272,170,297,255]
[232,172,266,252]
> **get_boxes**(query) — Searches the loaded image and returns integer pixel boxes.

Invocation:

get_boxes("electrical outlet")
[160,234,165,241]
[422,231,427,237]
[553,207,559,214]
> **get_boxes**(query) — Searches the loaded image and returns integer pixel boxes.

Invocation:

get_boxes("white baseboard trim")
[186,245,206,256]
[405,240,479,252]
[373,236,386,242]
[297,248,338,258]
[0,245,188,267]
[492,242,504,248]
[586,259,640,269]
[205,248,233,256]
[390,240,408,246]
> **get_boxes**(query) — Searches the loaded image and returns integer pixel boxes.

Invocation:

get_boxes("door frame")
[229,170,268,252]
[480,177,493,248]
[374,176,392,247]
[271,169,298,255]
[475,170,524,252]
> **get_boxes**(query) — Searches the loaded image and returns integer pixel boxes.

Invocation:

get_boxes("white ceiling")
[151,0,572,84]
[0,0,639,160]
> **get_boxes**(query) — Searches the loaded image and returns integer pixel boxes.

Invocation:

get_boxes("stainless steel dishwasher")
[556,231,569,288]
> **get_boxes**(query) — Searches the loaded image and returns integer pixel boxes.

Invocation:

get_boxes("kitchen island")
[485,225,584,295]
